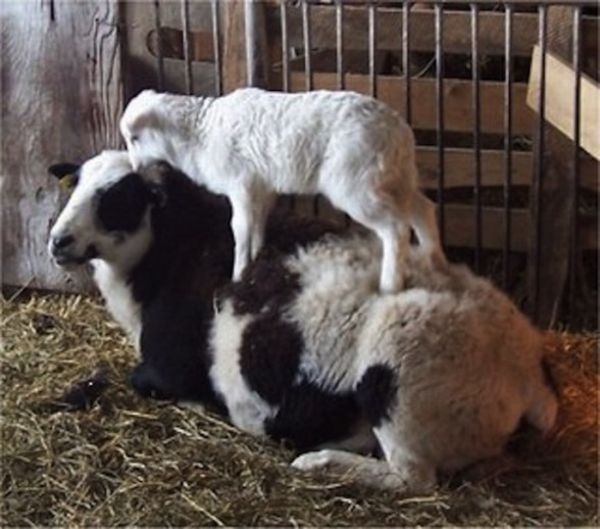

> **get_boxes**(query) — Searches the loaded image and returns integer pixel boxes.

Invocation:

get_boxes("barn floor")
[1,291,598,527]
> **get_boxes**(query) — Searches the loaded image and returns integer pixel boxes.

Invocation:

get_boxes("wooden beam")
[287,72,533,135]
[268,5,540,56]
[147,27,214,63]
[527,44,600,161]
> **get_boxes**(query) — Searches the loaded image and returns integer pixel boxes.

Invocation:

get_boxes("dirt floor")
[1,291,598,527]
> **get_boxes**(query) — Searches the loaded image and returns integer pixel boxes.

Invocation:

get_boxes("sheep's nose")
[52,234,75,251]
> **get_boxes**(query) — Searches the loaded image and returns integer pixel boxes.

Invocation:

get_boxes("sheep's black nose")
[52,234,74,250]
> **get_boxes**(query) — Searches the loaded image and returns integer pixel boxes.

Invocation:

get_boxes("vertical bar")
[402,1,412,125]
[503,4,513,289]
[336,0,344,90]
[368,1,377,98]
[435,3,445,246]
[302,0,317,216]
[211,0,223,96]
[532,5,548,320]
[153,0,164,90]
[302,0,313,92]
[280,0,290,92]
[569,6,582,317]
[244,0,258,87]
[181,0,193,95]
[471,3,481,273]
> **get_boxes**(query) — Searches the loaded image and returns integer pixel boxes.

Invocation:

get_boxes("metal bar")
[402,1,411,125]
[471,3,481,273]
[532,4,548,321]
[302,0,313,92]
[181,0,193,94]
[281,0,290,92]
[211,0,223,96]
[302,0,317,215]
[153,0,164,90]
[435,2,445,246]
[569,6,582,317]
[336,0,344,90]
[368,1,377,98]
[244,0,259,87]
[503,4,513,289]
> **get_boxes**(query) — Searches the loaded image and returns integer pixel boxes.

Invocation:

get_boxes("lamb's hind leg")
[410,192,447,270]
[342,202,411,293]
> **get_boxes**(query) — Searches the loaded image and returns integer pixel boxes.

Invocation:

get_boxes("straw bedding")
[1,291,598,526]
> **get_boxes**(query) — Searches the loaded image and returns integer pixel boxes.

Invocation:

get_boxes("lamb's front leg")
[229,188,274,281]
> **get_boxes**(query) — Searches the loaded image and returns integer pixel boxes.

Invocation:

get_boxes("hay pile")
[2,291,598,526]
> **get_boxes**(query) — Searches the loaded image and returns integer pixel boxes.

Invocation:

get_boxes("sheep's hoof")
[291,450,337,471]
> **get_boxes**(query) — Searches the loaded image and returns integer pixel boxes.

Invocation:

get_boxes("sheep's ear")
[48,162,80,180]
[48,162,80,191]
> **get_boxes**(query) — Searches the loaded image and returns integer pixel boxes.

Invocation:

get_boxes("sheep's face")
[120,90,179,172]
[48,151,156,272]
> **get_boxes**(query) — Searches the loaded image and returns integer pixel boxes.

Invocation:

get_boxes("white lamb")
[120,88,445,292]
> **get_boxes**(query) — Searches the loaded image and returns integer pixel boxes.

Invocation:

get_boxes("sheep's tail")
[525,358,559,434]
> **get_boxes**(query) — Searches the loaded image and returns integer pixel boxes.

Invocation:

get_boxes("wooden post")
[221,0,269,93]
[527,6,577,327]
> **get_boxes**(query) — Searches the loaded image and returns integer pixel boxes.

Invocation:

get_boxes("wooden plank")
[269,5,540,56]
[288,72,533,135]
[2,0,123,292]
[290,199,597,253]
[527,44,600,161]
[147,27,214,63]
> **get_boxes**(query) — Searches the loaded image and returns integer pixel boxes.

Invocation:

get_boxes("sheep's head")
[120,90,181,171]
[48,150,162,272]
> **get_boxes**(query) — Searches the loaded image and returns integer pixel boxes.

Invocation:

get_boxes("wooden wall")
[1,0,123,292]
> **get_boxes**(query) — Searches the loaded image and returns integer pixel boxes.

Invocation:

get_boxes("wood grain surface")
[2,0,123,291]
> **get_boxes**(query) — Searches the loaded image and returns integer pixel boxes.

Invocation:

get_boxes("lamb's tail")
[525,358,559,434]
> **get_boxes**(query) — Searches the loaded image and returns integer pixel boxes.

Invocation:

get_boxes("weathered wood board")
[1,0,123,292]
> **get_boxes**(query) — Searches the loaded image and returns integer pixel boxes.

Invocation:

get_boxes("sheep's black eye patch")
[97,173,150,233]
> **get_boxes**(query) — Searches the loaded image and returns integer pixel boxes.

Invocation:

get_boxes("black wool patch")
[97,172,150,233]
[239,316,303,405]
[355,364,398,428]
[224,251,300,316]
[265,381,360,451]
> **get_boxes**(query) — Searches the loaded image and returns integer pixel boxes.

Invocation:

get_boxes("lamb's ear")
[48,162,80,180]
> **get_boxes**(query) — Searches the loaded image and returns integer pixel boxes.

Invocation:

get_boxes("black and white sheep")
[48,151,558,493]
[120,88,445,293]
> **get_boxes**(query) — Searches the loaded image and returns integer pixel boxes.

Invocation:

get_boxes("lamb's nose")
[52,234,74,250]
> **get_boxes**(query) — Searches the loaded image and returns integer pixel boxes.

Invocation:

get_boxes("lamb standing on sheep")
[120,88,445,292]
[48,151,558,494]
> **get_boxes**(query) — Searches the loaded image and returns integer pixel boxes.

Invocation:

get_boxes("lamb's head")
[120,90,182,171]
[48,150,162,272]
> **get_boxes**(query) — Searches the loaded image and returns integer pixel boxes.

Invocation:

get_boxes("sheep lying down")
[120,88,446,293]
[48,151,558,494]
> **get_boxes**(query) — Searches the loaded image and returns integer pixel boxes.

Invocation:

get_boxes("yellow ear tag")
[59,174,76,192]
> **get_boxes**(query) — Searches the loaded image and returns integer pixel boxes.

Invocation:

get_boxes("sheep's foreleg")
[229,191,253,282]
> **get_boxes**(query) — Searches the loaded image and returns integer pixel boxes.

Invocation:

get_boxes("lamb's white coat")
[120,88,444,292]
